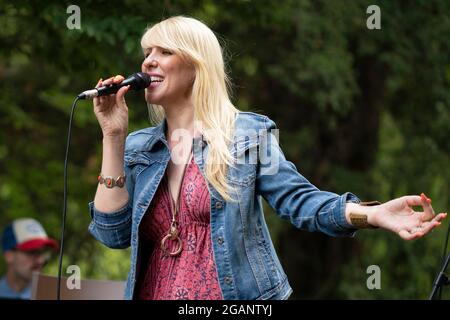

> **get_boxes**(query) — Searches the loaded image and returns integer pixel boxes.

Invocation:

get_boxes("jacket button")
[215,201,223,209]
[217,237,224,245]
[224,276,232,285]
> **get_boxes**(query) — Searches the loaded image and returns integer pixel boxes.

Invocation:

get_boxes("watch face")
[350,213,377,229]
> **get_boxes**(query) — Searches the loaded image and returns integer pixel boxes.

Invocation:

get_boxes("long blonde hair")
[140,16,239,202]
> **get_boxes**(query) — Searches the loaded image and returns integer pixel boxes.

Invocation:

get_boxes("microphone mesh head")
[133,72,151,90]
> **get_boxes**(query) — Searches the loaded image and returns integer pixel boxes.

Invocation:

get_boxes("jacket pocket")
[125,152,153,177]
[254,221,282,288]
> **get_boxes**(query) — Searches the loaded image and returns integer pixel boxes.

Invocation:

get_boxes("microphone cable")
[56,74,150,299]
[57,95,81,300]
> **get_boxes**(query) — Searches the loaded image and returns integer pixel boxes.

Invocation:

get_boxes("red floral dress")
[136,156,223,300]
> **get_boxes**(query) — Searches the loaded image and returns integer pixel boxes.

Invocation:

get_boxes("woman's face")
[141,46,195,106]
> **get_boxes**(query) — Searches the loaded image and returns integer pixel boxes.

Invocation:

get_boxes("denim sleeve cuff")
[88,201,132,229]
[334,192,361,233]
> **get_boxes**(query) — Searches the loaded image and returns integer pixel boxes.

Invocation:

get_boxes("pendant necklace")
[160,150,193,257]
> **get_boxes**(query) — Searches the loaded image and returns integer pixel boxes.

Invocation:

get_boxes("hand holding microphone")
[89,73,151,138]
[78,72,151,99]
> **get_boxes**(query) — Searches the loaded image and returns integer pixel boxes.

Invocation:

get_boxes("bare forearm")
[93,136,129,213]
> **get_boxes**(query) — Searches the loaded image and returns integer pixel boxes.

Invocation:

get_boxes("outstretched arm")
[345,193,447,240]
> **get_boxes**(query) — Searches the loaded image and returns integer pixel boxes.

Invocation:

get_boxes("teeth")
[150,76,164,82]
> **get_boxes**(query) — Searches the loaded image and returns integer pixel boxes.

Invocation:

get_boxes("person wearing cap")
[0,218,58,300]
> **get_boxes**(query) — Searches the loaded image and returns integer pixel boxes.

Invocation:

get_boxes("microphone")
[78,72,151,99]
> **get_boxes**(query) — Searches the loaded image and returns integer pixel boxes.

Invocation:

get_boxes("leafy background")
[0,0,449,299]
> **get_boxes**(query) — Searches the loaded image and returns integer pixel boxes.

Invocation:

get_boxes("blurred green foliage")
[0,0,448,299]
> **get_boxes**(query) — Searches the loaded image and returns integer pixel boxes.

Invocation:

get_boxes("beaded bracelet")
[98,173,126,188]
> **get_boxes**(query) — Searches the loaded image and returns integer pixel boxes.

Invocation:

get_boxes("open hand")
[371,193,447,240]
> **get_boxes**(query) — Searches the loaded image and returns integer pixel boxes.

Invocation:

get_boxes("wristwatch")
[349,201,381,229]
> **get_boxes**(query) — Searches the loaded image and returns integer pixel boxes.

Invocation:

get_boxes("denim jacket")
[88,111,360,300]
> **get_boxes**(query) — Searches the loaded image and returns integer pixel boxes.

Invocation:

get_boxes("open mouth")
[149,76,164,89]
[150,76,164,83]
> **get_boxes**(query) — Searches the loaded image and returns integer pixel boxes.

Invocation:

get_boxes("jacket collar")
[145,118,206,152]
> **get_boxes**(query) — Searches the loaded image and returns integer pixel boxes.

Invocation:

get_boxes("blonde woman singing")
[88,16,447,300]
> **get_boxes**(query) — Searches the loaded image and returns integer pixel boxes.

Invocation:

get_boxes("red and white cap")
[2,218,58,252]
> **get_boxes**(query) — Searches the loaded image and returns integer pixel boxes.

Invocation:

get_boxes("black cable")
[437,219,450,299]
[57,96,81,300]
[442,219,450,266]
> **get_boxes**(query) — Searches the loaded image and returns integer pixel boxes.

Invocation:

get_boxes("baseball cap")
[2,218,58,252]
